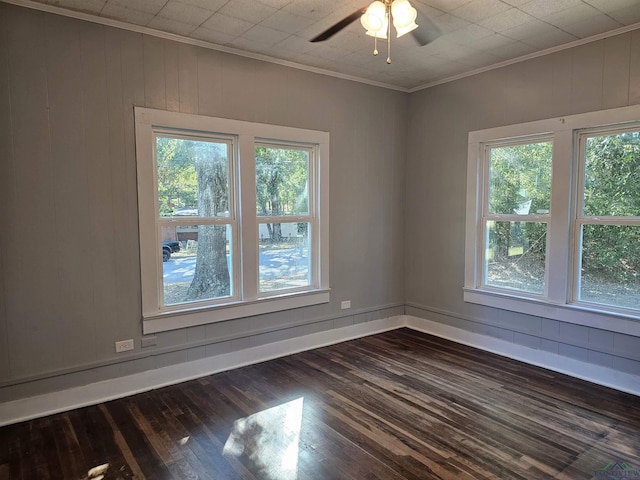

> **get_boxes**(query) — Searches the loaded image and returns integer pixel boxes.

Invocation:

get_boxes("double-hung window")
[465,105,640,336]
[575,127,640,311]
[135,108,330,334]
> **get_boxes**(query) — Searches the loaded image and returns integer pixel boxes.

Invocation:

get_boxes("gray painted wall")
[406,32,640,376]
[0,3,406,402]
[1,2,639,405]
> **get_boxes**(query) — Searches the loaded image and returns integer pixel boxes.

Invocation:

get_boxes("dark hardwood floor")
[1,329,639,479]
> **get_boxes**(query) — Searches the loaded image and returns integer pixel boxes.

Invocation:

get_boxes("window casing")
[135,108,330,334]
[465,105,640,336]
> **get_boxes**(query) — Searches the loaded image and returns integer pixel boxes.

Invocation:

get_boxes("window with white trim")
[465,105,640,336]
[135,108,330,334]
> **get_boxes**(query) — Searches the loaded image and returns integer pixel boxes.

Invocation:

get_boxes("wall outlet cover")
[115,339,134,353]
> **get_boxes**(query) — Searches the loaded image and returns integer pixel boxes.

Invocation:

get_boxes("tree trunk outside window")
[186,147,230,300]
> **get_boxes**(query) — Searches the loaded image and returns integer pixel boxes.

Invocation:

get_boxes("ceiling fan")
[310,0,440,64]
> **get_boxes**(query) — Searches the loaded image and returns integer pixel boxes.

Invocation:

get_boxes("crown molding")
[3,0,640,93]
[1,0,410,93]
[408,21,640,93]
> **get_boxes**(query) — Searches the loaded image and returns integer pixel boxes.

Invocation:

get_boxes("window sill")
[463,288,640,337]
[142,289,331,334]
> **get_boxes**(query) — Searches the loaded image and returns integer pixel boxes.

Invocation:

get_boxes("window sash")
[576,124,640,221]
[480,220,548,296]
[152,130,240,312]
[153,130,237,214]
[479,137,552,298]
[257,222,313,295]
[570,125,640,311]
[254,141,319,297]
[483,137,553,217]
[255,141,314,218]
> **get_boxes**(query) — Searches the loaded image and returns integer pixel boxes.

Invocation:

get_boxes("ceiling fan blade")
[410,8,441,46]
[310,7,368,42]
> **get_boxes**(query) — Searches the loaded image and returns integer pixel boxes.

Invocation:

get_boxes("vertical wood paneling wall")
[406,31,640,376]
[1,1,639,405]
[0,3,407,401]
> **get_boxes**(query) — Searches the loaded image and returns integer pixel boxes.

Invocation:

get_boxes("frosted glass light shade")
[391,0,418,37]
[365,16,388,38]
[360,1,387,37]
[394,20,418,37]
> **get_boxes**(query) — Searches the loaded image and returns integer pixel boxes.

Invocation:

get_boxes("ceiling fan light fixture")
[360,1,387,36]
[364,29,388,39]
[310,0,439,56]
[364,19,388,38]
[394,20,418,38]
[391,0,418,37]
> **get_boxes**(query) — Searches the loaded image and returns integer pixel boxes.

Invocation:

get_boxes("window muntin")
[135,108,330,333]
[575,127,640,312]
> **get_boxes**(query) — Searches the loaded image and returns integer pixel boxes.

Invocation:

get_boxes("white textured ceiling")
[13,0,640,90]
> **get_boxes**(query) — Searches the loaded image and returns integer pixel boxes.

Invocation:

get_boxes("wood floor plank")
[17,423,39,480]
[1,329,639,479]
[98,403,146,479]
[103,398,175,479]
[49,415,87,480]
[36,418,65,480]
[160,386,253,479]
[3,424,22,480]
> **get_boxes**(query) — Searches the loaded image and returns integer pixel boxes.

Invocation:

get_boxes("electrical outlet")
[115,339,134,353]
[341,300,351,309]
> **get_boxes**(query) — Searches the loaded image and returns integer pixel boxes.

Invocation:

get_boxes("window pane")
[156,136,230,218]
[579,225,640,310]
[583,131,640,216]
[488,142,552,215]
[162,224,233,306]
[484,221,547,294]
[256,146,309,216]
[259,222,310,292]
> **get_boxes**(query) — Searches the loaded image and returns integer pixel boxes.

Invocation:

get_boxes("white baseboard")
[1,313,639,427]
[404,315,640,397]
[0,316,404,427]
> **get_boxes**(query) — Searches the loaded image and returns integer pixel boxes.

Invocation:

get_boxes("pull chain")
[386,4,391,63]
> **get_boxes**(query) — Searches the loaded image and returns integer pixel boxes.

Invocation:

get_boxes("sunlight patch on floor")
[223,397,304,480]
